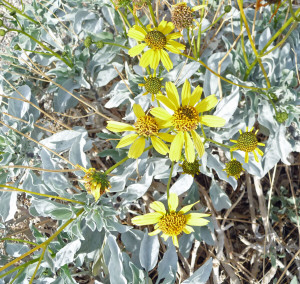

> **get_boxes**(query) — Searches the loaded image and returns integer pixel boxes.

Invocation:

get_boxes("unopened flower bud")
[14,44,21,50]
[224,5,232,13]
[269,93,278,102]
[84,36,92,48]
[0,29,6,36]
[275,111,288,123]
[0,20,3,27]
[96,41,104,49]
[9,10,16,16]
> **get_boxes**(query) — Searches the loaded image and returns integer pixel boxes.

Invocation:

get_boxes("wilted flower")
[223,158,244,179]
[132,193,210,247]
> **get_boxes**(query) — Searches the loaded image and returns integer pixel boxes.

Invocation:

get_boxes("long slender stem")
[201,12,225,34]
[166,161,174,200]
[205,138,232,149]
[0,238,38,246]
[103,41,130,50]
[0,184,85,205]
[128,6,147,31]
[0,258,39,279]
[0,208,84,273]
[148,2,157,27]
[29,246,46,284]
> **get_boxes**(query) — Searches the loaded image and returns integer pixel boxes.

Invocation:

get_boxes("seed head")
[171,3,194,29]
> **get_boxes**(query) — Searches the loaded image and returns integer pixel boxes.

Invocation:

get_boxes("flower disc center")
[158,212,187,236]
[145,77,162,94]
[134,115,159,137]
[237,132,258,152]
[144,31,167,50]
[173,106,199,131]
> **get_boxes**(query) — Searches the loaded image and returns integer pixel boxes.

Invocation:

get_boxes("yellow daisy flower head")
[139,75,163,101]
[127,21,185,71]
[171,2,204,30]
[77,165,111,201]
[223,158,245,180]
[179,158,201,176]
[132,193,210,247]
[150,80,226,163]
[230,126,265,163]
[106,104,174,159]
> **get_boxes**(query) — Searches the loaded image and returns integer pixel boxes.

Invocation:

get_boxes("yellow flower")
[230,127,265,163]
[139,74,163,101]
[223,158,245,179]
[150,80,226,163]
[106,104,174,159]
[132,193,210,247]
[128,21,185,71]
[77,165,110,201]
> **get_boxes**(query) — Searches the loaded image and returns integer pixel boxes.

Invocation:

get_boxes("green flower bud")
[96,41,104,49]
[269,93,278,102]
[0,29,6,36]
[224,5,232,13]
[9,10,16,16]
[275,111,288,123]
[84,36,92,48]
[14,44,21,50]
[0,20,3,27]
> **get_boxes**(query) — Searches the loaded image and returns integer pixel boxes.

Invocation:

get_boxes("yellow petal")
[160,49,173,71]
[132,212,163,225]
[106,121,135,132]
[199,115,226,127]
[256,147,264,156]
[184,131,195,163]
[166,32,182,40]
[195,94,218,112]
[191,130,204,157]
[161,21,175,35]
[191,5,206,11]
[183,225,194,234]
[157,20,167,32]
[128,26,146,41]
[253,151,259,162]
[181,80,191,106]
[172,236,179,247]
[150,201,166,214]
[134,25,147,36]
[165,44,181,54]
[165,82,180,109]
[151,136,169,155]
[140,49,153,68]
[116,134,139,148]
[150,49,161,70]
[169,132,184,162]
[92,188,101,201]
[128,137,145,158]
[128,43,147,57]
[156,94,177,111]
[133,104,145,118]
[245,152,249,163]
[148,229,162,236]
[190,85,203,106]
[167,40,185,51]
[186,213,210,226]
[161,233,169,241]
[168,192,179,212]
[150,107,172,120]
[157,133,175,142]
[179,201,199,214]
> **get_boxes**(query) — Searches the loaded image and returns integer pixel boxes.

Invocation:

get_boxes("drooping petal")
[157,133,175,142]
[116,134,139,148]
[128,137,146,158]
[128,26,146,41]
[133,104,145,118]
[179,201,199,214]
[181,80,191,106]
[128,43,147,57]
[190,85,203,106]
[186,213,210,226]
[184,131,195,163]
[140,49,153,68]
[199,115,226,127]
[165,82,180,109]
[253,151,259,162]
[169,132,184,162]
[168,192,179,212]
[172,236,179,247]
[256,147,264,156]
[156,94,177,111]
[132,212,163,225]
[183,225,194,234]
[151,136,169,155]
[160,49,173,71]
[106,121,135,132]
[148,229,162,236]
[150,49,161,70]
[245,152,249,163]
[150,201,166,214]
[150,107,172,120]
[195,94,218,112]
[167,40,185,51]
[166,32,182,40]
[191,130,205,157]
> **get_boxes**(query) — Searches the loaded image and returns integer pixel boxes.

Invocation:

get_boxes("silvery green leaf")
[105,218,131,233]
[40,29,64,51]
[129,261,147,284]
[5,243,29,257]
[179,234,194,259]
[193,226,214,246]
[182,258,213,284]
[53,79,81,112]
[69,135,91,170]
[169,174,194,196]
[95,62,124,88]
[107,235,127,284]
[0,191,17,222]
[104,81,131,108]
[258,28,272,51]
[175,62,201,86]
[139,228,160,272]
[54,239,81,268]
[156,244,177,284]
[290,276,298,284]
[209,180,231,211]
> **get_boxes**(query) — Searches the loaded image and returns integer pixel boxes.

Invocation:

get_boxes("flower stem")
[166,161,174,200]
[29,246,46,284]
[148,2,157,27]
[0,238,38,246]
[103,41,130,50]
[128,6,147,31]
[205,138,232,149]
